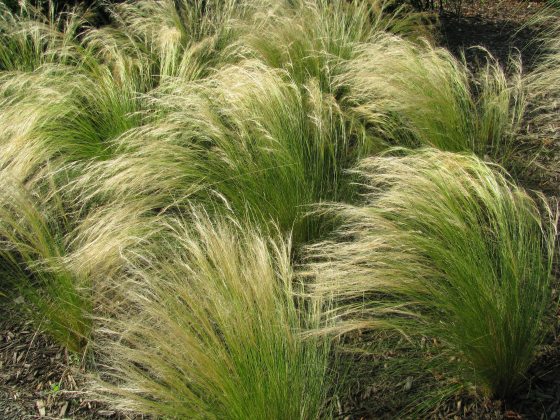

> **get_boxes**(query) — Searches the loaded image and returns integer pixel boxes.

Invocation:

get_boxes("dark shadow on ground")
[440,14,542,71]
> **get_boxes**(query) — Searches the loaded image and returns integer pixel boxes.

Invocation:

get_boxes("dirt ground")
[0,303,135,419]
[439,0,548,70]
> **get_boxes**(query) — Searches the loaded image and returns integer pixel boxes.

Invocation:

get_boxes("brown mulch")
[439,0,548,70]
[506,336,560,419]
[0,302,133,419]
[336,326,560,419]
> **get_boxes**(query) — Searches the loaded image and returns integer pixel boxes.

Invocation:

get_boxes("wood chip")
[35,399,46,417]
[403,376,413,392]
[59,401,69,418]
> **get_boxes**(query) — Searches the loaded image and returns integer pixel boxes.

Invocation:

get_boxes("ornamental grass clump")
[0,7,144,185]
[0,1,87,72]
[306,149,557,399]
[87,0,250,86]
[338,34,526,162]
[525,13,560,106]
[0,66,143,180]
[96,214,333,419]
[0,171,90,354]
[241,0,427,91]
[75,61,376,245]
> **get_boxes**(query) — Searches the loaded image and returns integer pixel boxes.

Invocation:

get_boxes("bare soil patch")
[439,1,547,70]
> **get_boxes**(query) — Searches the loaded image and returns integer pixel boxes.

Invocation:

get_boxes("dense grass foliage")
[0,0,559,416]
[240,0,429,90]
[85,0,249,85]
[73,60,377,244]
[338,34,526,162]
[96,215,333,419]
[0,171,90,353]
[0,1,87,71]
[306,149,557,398]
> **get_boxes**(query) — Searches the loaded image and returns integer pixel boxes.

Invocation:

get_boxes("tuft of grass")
[241,0,428,91]
[338,34,526,163]
[0,66,142,171]
[86,0,251,86]
[305,148,557,400]
[0,0,87,72]
[0,170,90,354]
[62,199,170,324]
[95,213,334,419]
[74,61,378,245]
